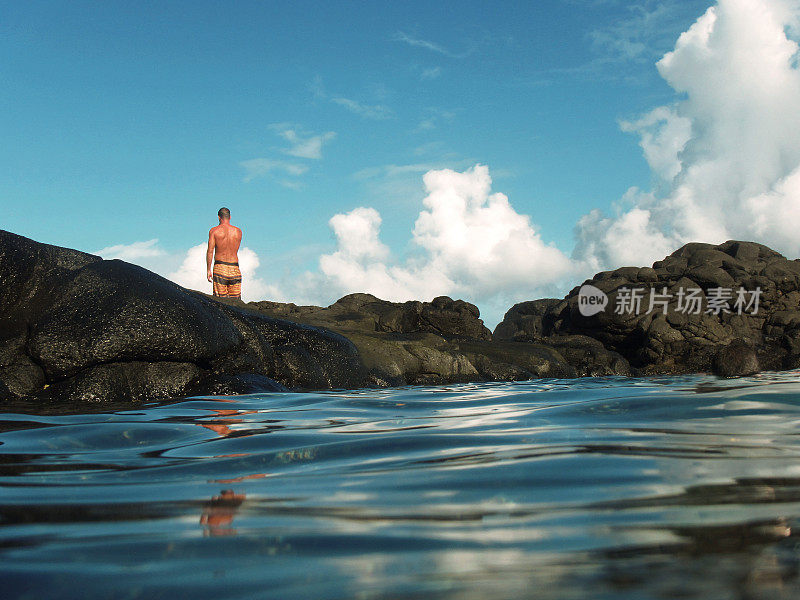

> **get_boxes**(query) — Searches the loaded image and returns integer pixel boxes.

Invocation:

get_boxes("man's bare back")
[207,223,242,269]
[207,207,243,298]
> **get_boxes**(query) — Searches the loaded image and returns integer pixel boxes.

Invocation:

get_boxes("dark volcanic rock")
[256,293,492,340]
[7,230,792,401]
[0,230,369,403]
[712,339,760,377]
[496,240,800,375]
[492,299,561,340]
[188,373,289,395]
[27,259,245,381]
[250,294,575,385]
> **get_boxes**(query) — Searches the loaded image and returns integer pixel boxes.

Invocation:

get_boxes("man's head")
[218,207,231,222]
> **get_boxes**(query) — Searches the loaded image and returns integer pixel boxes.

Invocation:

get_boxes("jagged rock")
[0,230,369,403]
[492,299,560,340]
[496,240,800,375]
[250,296,573,385]
[260,292,493,340]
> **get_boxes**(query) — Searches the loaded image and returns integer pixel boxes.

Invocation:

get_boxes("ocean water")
[3,374,800,599]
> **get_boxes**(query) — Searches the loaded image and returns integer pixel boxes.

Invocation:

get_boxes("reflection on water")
[3,374,800,598]
[200,490,246,537]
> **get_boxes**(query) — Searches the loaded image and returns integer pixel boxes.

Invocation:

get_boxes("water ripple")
[4,374,800,599]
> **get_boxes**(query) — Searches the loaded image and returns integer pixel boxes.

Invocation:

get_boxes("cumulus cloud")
[98,239,280,303]
[619,106,691,184]
[317,165,574,323]
[576,0,800,267]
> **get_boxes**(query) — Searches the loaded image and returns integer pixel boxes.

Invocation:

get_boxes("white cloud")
[238,124,333,187]
[316,165,574,324]
[167,243,210,292]
[576,0,800,267]
[619,106,691,183]
[239,158,309,182]
[95,238,165,261]
[168,244,280,302]
[273,126,336,159]
[97,239,281,303]
[325,207,390,263]
[331,96,393,120]
[352,161,470,211]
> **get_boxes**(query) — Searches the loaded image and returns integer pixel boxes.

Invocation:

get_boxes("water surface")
[4,374,800,599]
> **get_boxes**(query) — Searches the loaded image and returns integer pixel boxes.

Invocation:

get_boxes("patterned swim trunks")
[212,260,242,299]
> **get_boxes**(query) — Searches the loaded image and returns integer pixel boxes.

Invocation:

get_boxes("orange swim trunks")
[212,260,242,299]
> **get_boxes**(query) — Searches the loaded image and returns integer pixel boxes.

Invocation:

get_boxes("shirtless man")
[207,207,243,299]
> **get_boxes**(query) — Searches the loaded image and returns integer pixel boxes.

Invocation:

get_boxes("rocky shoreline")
[2,229,800,404]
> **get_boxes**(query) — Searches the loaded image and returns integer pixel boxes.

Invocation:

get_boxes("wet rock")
[0,378,11,401]
[536,335,633,377]
[37,361,205,404]
[189,373,289,395]
[712,340,760,377]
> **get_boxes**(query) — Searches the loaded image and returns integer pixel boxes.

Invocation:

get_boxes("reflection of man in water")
[200,489,246,536]
[206,207,243,299]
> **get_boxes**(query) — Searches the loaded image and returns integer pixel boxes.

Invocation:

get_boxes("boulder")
[712,340,760,377]
[0,230,369,404]
[493,298,561,340]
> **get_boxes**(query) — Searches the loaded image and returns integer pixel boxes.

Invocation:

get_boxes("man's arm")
[206,229,216,282]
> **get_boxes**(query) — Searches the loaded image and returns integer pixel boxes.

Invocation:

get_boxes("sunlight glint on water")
[3,374,800,599]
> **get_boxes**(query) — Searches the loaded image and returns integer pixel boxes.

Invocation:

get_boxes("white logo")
[578,284,608,317]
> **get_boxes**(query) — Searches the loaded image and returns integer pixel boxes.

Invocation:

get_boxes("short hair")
[218,207,231,219]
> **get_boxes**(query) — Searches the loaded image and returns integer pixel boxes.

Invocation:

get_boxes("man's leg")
[228,272,241,300]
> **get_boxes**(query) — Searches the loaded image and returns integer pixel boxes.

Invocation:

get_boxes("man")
[207,207,243,299]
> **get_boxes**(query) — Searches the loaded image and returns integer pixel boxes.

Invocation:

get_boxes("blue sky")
[4,0,799,326]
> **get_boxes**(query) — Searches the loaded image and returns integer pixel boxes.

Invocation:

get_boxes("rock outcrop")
[250,293,579,385]
[495,241,800,377]
[4,231,796,404]
[0,230,369,403]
